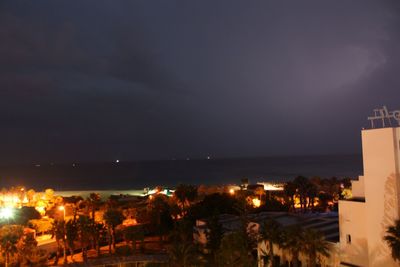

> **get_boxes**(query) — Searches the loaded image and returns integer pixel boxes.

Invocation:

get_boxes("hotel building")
[339,127,400,266]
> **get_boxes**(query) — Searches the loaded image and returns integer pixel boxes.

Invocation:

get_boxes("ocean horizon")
[0,154,363,192]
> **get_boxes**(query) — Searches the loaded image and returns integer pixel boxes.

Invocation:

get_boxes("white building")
[339,127,400,266]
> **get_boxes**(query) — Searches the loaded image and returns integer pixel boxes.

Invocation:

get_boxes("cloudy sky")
[0,1,399,163]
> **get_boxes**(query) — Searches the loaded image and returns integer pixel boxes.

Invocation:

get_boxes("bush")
[115,245,133,256]
[15,207,41,225]
[145,263,167,267]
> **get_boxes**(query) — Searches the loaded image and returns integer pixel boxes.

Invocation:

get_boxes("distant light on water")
[116,159,120,163]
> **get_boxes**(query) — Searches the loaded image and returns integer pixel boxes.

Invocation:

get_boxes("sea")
[0,155,363,197]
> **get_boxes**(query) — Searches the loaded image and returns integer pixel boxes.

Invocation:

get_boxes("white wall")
[362,128,400,267]
[351,176,365,198]
[338,200,368,266]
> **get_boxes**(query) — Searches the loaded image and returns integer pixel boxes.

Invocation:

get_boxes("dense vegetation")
[0,176,351,266]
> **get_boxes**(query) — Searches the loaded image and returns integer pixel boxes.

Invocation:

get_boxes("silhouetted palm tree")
[260,219,282,267]
[77,216,92,262]
[147,194,173,247]
[89,220,106,257]
[123,225,145,254]
[205,214,223,264]
[384,219,400,263]
[17,232,48,266]
[283,182,297,211]
[280,225,302,267]
[88,193,101,220]
[168,220,204,267]
[65,219,78,262]
[301,228,330,267]
[0,225,24,267]
[174,184,198,215]
[293,176,311,211]
[104,209,124,253]
[51,220,67,265]
[217,231,254,267]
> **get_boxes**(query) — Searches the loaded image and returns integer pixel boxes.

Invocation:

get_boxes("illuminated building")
[339,108,400,266]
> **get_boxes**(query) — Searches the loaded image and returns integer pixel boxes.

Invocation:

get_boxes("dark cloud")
[0,1,399,163]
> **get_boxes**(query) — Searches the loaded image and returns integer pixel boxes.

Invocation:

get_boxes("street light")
[0,207,13,220]
[59,206,65,221]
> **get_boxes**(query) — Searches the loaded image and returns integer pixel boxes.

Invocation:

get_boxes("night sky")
[1,1,399,164]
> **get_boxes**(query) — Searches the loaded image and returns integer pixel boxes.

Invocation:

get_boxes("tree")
[254,187,266,202]
[205,214,223,263]
[65,219,78,262]
[384,220,400,262]
[17,232,48,267]
[26,189,36,206]
[51,220,67,265]
[89,220,106,257]
[317,192,332,212]
[301,228,330,267]
[103,209,124,254]
[15,207,41,225]
[169,220,204,267]
[260,219,282,267]
[29,218,53,236]
[174,184,198,215]
[280,225,302,267]
[123,225,145,254]
[186,193,240,222]
[17,187,26,207]
[44,188,55,203]
[0,225,24,267]
[77,216,92,262]
[217,231,254,267]
[293,176,311,212]
[306,183,318,210]
[147,194,173,247]
[283,182,297,211]
[88,193,101,220]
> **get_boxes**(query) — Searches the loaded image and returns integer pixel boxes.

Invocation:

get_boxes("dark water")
[0,155,363,191]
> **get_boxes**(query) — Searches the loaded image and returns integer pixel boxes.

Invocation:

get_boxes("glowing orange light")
[252,198,261,208]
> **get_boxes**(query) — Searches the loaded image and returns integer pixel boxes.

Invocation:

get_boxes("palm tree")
[123,225,145,253]
[168,220,204,267]
[293,176,311,212]
[26,189,36,207]
[65,219,78,262]
[254,187,266,203]
[103,209,124,254]
[217,231,254,267]
[88,193,101,220]
[260,219,282,267]
[0,225,24,267]
[205,214,223,264]
[280,225,302,267]
[89,220,106,257]
[301,228,330,267]
[283,182,297,211]
[384,219,400,262]
[147,194,173,247]
[17,232,48,267]
[174,184,198,215]
[77,216,92,262]
[51,220,67,265]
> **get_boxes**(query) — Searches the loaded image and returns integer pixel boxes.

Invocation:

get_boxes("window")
[346,234,351,244]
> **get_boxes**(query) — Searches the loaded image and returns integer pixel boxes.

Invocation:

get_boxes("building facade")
[339,127,400,266]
